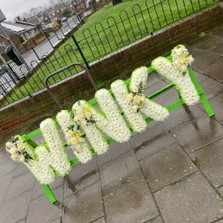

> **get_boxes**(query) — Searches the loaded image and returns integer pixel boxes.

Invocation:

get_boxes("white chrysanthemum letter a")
[56,110,92,164]
[111,67,169,132]
[152,45,199,105]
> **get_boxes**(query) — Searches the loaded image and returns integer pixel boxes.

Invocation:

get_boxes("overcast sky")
[0,0,49,21]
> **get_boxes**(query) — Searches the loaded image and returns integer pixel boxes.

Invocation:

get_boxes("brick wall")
[0,4,223,142]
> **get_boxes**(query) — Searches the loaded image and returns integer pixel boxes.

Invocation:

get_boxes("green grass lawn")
[2,0,218,106]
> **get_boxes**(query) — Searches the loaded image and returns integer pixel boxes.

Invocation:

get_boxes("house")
[1,20,40,42]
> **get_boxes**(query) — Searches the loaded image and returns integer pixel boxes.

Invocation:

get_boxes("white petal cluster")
[129,66,148,93]
[56,110,92,164]
[25,152,55,184]
[73,101,109,154]
[5,135,35,163]
[94,89,131,142]
[172,45,194,74]
[111,80,147,132]
[40,118,71,176]
[151,49,199,106]
[129,67,169,121]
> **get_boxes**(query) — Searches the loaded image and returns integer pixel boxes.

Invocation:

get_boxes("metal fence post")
[71,35,90,70]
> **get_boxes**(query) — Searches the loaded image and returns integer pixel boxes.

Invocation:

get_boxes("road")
[0,11,92,100]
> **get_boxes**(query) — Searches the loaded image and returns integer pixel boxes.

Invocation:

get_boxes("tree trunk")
[112,0,123,6]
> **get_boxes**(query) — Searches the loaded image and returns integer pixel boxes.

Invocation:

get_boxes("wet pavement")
[0,26,223,223]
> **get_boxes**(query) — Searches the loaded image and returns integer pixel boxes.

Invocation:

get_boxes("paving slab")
[0,190,32,223]
[13,163,29,178]
[163,105,205,130]
[199,93,223,123]
[97,141,132,166]
[190,50,221,73]
[206,63,223,83]
[26,187,63,223]
[17,219,26,223]
[50,217,62,223]
[143,216,163,223]
[99,150,142,195]
[198,78,223,99]
[5,172,35,201]
[64,157,99,198]
[171,116,223,153]
[0,149,10,165]
[92,217,106,223]
[131,123,175,160]
[140,143,197,192]
[155,172,223,223]
[104,178,158,223]
[63,182,104,223]
[190,139,223,187]
[32,176,64,200]
[0,172,13,208]
[0,159,17,178]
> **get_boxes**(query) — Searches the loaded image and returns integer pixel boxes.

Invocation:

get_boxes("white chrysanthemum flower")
[56,110,92,164]
[72,101,109,154]
[151,46,199,106]
[111,80,147,132]
[40,118,71,177]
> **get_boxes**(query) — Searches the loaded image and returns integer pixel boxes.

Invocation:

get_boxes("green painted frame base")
[24,65,215,204]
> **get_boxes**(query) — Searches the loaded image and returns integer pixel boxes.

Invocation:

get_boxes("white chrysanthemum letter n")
[111,67,169,132]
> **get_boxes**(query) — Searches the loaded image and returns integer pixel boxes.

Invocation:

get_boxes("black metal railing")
[0,0,219,108]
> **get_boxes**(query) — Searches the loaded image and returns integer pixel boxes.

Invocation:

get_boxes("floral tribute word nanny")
[6,45,199,185]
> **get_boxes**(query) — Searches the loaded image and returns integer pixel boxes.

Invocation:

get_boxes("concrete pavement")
[0,25,223,223]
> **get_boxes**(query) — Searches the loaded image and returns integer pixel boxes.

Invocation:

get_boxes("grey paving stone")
[16,219,26,223]
[192,70,209,83]
[193,35,223,51]
[199,78,223,99]
[51,218,62,223]
[0,172,13,208]
[97,141,132,166]
[218,186,223,196]
[155,172,223,223]
[143,216,162,223]
[163,104,205,130]
[171,116,223,153]
[215,219,223,223]
[100,150,142,194]
[145,80,167,97]
[64,157,99,198]
[0,149,10,165]
[13,163,29,177]
[206,63,223,83]
[63,182,104,223]
[32,176,64,200]
[6,172,35,201]
[152,88,179,108]
[26,187,63,223]
[131,123,175,160]
[191,50,220,73]
[0,190,32,223]
[199,93,223,123]
[0,159,17,178]
[104,178,158,223]
[140,144,197,192]
[191,139,223,187]
[92,217,106,223]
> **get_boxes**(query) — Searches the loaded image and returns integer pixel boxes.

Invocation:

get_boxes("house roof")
[1,21,36,34]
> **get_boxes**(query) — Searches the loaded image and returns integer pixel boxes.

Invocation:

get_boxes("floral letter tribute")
[5,45,200,184]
